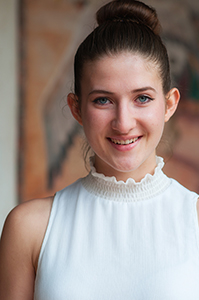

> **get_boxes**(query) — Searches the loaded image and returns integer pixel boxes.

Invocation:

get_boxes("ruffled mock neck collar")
[81,156,171,202]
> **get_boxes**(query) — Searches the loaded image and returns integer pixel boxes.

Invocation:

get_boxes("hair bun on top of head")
[96,0,161,35]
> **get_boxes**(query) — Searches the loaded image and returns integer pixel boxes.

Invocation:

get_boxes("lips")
[110,137,139,145]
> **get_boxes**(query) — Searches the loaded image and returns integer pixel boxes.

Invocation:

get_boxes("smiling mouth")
[110,137,139,145]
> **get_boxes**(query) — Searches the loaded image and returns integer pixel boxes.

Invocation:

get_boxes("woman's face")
[69,52,179,181]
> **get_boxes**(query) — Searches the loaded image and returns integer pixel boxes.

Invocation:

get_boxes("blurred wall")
[19,0,100,201]
[0,0,18,232]
[19,0,199,204]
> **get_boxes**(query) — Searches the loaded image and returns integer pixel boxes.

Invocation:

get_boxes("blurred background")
[0,0,199,233]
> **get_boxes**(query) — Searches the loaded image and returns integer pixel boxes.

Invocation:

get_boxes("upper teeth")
[111,138,138,145]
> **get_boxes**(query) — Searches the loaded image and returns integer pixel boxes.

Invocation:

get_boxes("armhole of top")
[193,196,199,253]
[36,192,59,271]
[196,198,199,227]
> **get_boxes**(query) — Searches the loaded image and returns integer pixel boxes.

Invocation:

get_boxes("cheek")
[81,108,106,142]
[82,107,110,129]
[144,105,166,134]
[82,111,98,131]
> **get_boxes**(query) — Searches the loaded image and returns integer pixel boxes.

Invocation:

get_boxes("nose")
[111,102,136,134]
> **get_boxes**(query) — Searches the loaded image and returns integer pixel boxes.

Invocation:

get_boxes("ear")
[164,88,180,122]
[67,93,83,125]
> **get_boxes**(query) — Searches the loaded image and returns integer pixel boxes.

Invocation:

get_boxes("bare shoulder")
[0,196,54,299]
[6,196,54,231]
[1,196,54,238]
[3,196,54,226]
[1,196,54,266]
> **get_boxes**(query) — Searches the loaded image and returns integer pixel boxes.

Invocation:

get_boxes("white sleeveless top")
[34,157,199,300]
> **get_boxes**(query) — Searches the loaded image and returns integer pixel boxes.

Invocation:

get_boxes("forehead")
[81,52,161,92]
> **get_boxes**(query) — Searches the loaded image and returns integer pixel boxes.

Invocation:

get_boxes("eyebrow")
[132,87,157,93]
[88,86,157,96]
[88,90,114,96]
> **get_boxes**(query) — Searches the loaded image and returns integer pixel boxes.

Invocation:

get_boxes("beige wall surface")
[0,0,18,233]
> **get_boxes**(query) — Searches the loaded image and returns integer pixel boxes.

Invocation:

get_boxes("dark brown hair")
[74,0,171,100]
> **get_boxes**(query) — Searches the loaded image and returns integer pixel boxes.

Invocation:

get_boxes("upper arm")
[0,197,53,300]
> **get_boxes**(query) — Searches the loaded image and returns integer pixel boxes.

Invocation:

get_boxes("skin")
[68,52,179,182]
[0,51,198,300]
[0,197,53,300]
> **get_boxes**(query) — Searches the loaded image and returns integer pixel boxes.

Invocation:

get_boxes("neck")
[93,154,157,183]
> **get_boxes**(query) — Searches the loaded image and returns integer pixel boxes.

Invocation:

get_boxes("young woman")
[1,0,199,299]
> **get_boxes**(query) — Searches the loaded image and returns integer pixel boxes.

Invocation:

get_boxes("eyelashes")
[136,95,154,104]
[93,97,110,105]
[92,95,154,106]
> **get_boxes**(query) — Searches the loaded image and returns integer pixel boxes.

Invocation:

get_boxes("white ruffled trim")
[81,156,170,201]
[89,156,164,186]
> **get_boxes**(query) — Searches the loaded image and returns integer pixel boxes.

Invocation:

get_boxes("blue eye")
[93,97,110,105]
[137,95,153,104]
